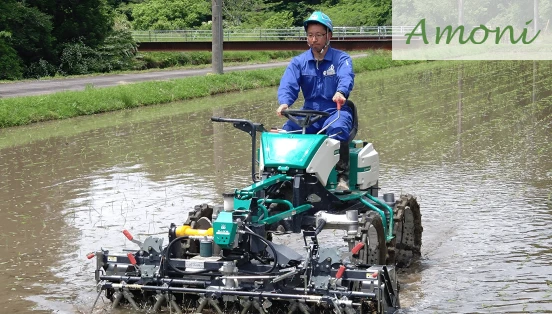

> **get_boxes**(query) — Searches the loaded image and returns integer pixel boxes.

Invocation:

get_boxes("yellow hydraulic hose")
[175,225,213,237]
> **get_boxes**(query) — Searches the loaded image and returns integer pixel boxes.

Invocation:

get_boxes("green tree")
[9,4,54,63]
[95,15,138,72]
[0,0,54,77]
[322,0,391,26]
[257,0,392,27]
[132,0,211,30]
[261,11,295,28]
[27,0,114,49]
[263,0,312,26]
[58,15,137,75]
[223,0,266,27]
[106,0,143,9]
[0,32,23,80]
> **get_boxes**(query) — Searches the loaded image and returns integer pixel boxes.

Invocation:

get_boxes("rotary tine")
[286,301,298,314]
[111,291,124,308]
[152,293,165,312]
[169,296,183,314]
[121,288,140,311]
[240,299,252,314]
[252,299,267,314]
[297,300,312,314]
[195,296,208,313]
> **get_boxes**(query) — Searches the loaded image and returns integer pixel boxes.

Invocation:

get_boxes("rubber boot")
[336,141,350,192]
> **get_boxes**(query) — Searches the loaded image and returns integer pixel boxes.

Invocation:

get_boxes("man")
[276,11,355,192]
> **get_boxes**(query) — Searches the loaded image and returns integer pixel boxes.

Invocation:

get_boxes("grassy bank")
[0,51,420,128]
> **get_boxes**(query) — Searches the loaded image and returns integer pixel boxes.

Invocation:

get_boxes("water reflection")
[0,60,550,313]
[457,63,463,159]
[351,60,552,312]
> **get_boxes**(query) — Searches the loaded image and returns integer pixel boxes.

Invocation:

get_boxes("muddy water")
[0,61,550,313]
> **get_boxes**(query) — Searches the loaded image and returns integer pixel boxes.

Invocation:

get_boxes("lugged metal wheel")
[184,203,214,227]
[358,211,388,265]
[394,194,423,268]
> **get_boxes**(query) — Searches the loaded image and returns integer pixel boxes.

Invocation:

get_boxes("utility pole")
[212,0,223,74]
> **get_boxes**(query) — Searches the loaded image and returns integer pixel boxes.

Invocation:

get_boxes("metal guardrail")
[132,26,414,42]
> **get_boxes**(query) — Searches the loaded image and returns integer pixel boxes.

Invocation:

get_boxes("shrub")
[0,35,23,80]
[26,59,57,79]
[94,28,138,72]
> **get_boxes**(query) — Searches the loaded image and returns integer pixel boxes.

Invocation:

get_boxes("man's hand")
[332,92,346,110]
[276,104,289,117]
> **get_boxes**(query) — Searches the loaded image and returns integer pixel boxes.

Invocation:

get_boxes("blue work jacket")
[277,47,354,112]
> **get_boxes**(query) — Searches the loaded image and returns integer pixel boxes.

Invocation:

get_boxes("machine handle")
[336,265,346,279]
[127,253,137,266]
[211,116,252,124]
[123,229,133,241]
[210,116,263,183]
[351,242,365,255]
[337,100,343,110]
[210,116,226,122]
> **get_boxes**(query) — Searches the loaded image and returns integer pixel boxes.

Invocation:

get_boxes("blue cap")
[303,11,333,33]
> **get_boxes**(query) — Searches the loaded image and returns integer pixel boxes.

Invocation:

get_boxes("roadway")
[0,54,367,98]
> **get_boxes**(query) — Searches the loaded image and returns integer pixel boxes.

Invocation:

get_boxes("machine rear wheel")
[181,204,214,254]
[394,194,423,268]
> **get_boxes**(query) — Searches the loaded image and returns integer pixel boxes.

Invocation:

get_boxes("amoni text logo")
[405,18,540,45]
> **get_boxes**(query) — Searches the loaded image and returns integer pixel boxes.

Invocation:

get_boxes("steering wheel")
[281,109,330,131]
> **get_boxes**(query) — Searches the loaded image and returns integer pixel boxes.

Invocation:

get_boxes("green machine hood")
[260,133,326,169]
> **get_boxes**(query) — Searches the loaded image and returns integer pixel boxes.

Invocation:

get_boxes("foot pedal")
[333,188,352,195]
